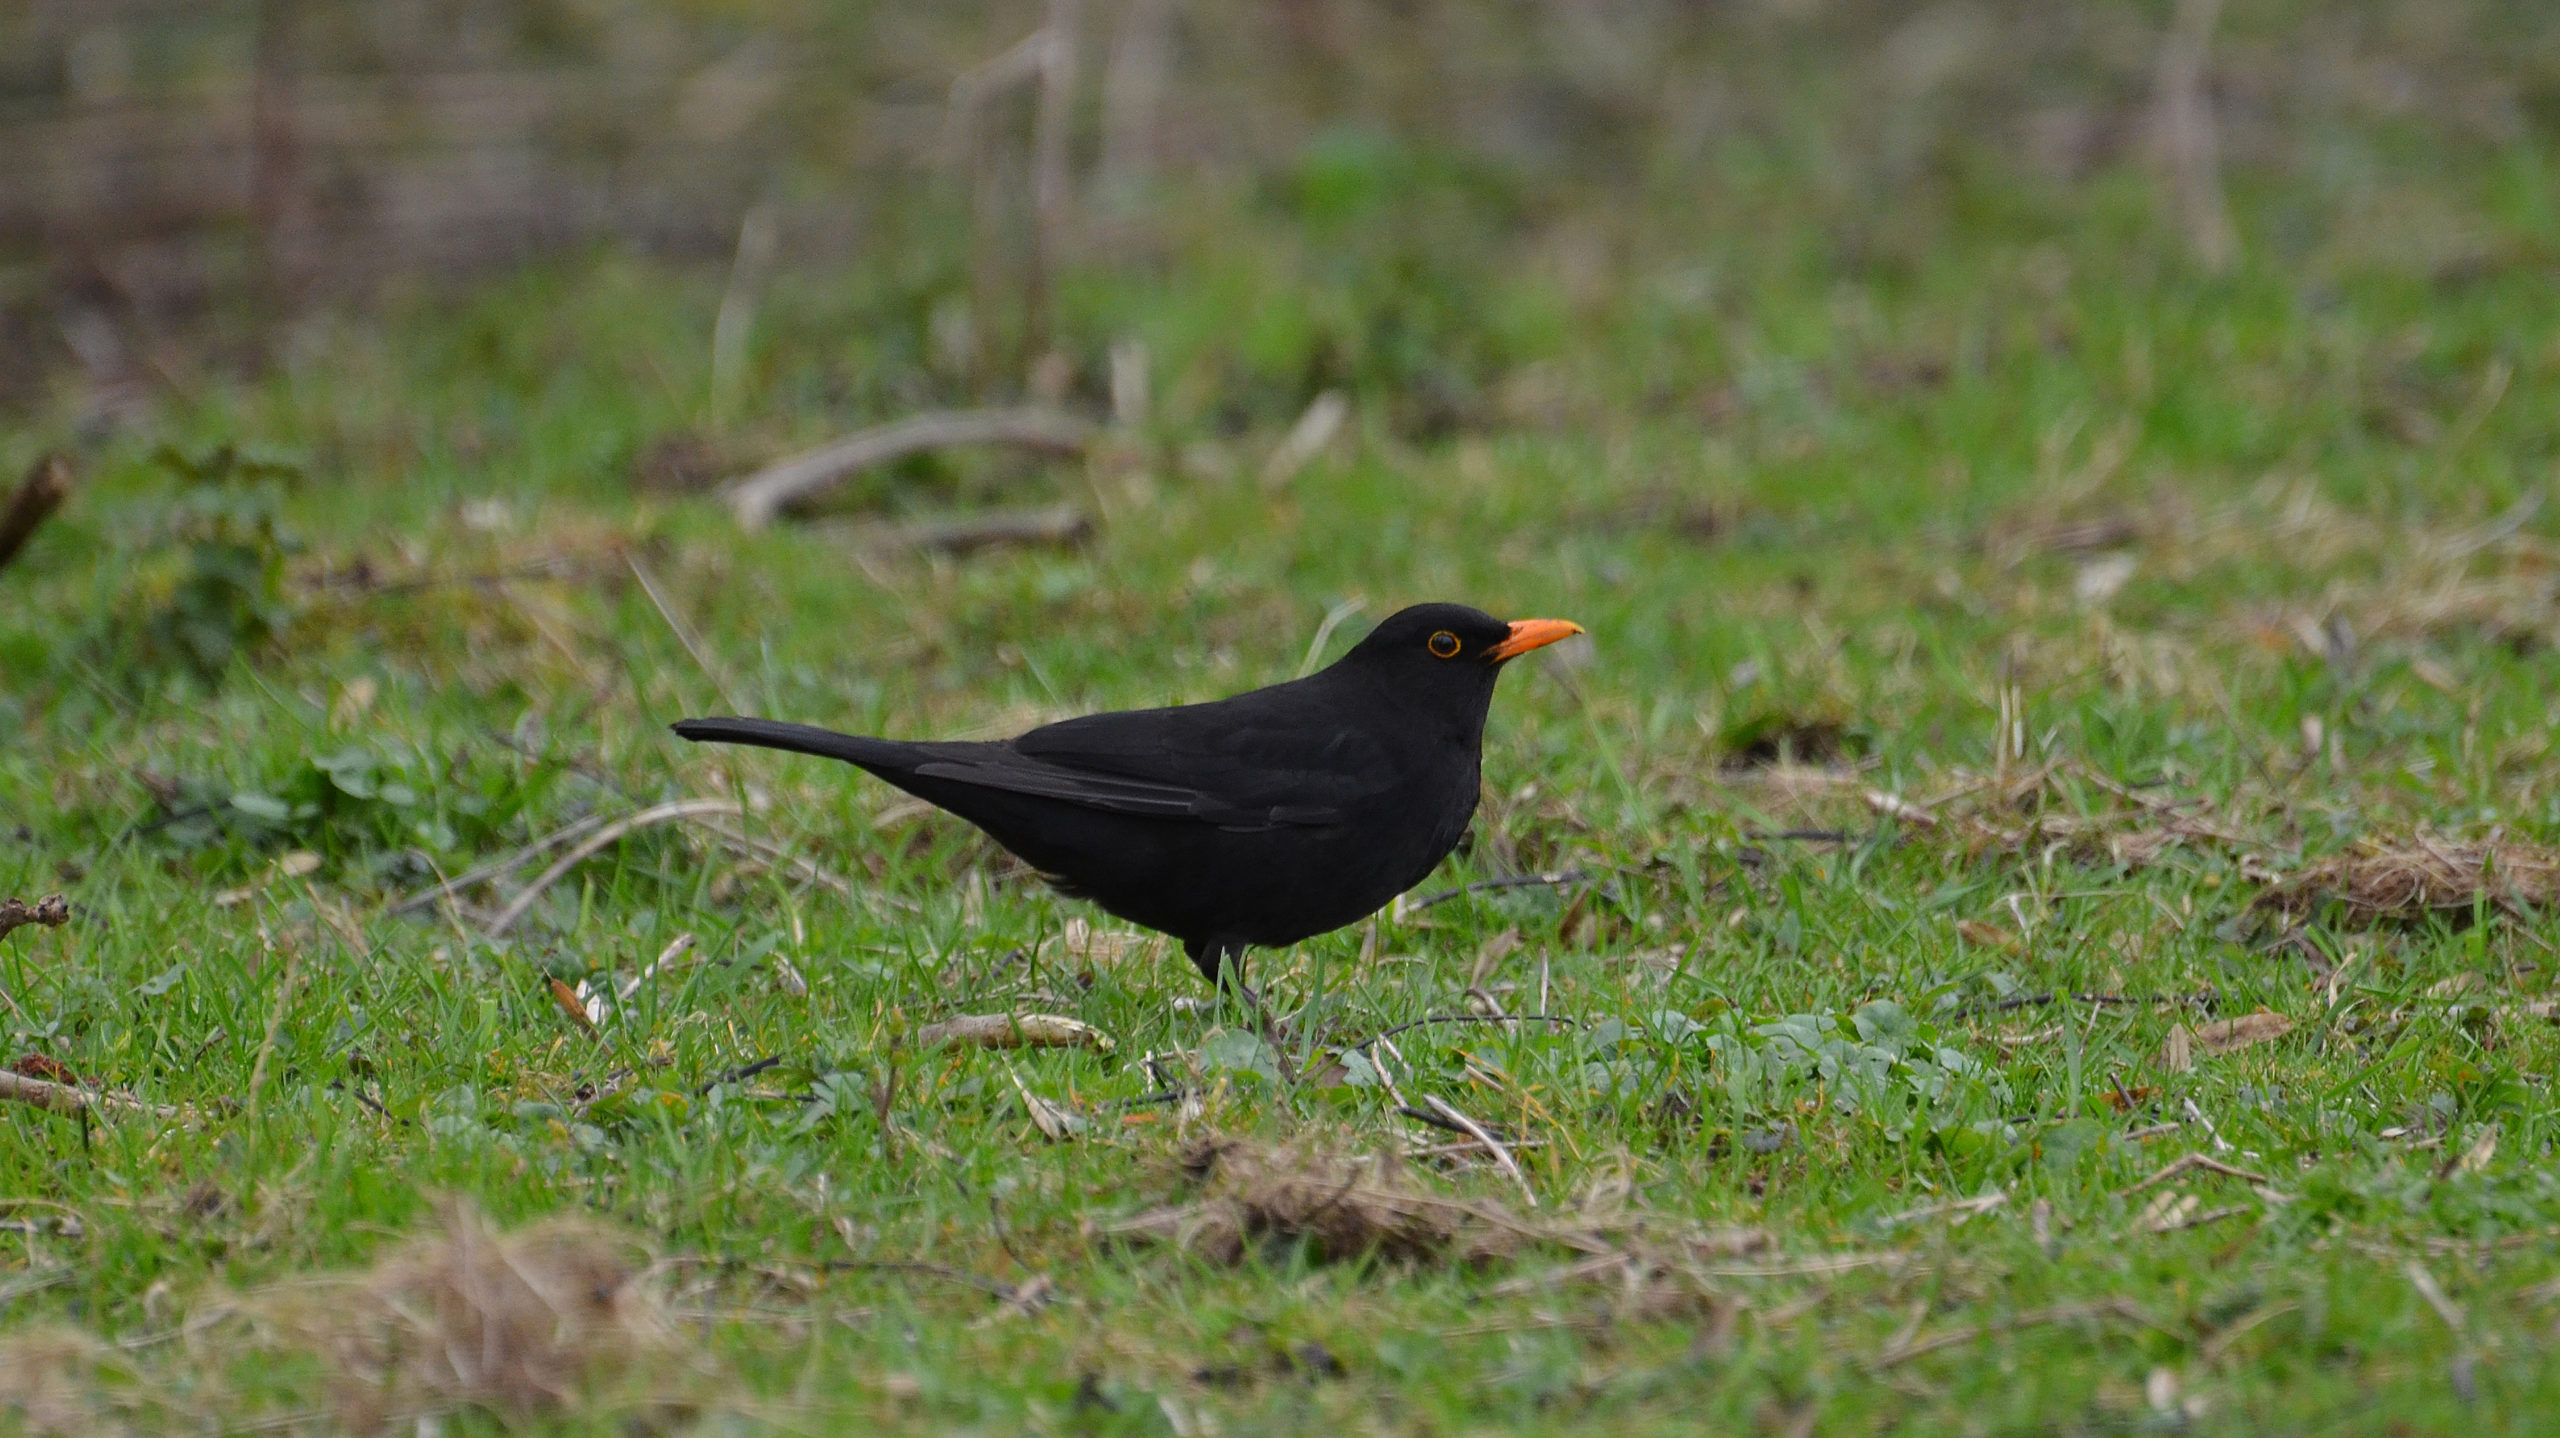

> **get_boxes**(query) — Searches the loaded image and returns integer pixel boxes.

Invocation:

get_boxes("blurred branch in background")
[0,454,74,574]
[2151,0,2237,273]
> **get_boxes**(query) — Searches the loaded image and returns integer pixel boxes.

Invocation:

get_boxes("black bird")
[671,603,1583,989]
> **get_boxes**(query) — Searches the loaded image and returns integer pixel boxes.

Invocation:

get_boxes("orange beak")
[1486,617,1586,662]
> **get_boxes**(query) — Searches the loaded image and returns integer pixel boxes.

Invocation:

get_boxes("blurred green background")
[6,0,2555,436]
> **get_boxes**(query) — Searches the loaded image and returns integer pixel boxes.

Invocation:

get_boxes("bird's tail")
[670,717,921,772]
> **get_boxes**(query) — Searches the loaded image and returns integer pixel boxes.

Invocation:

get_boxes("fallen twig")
[1260,390,1349,491]
[1950,989,2215,1020]
[0,1069,185,1121]
[485,799,745,937]
[0,895,70,941]
[1010,1067,1088,1141]
[914,1013,1117,1054]
[1355,1013,1577,1049]
[0,453,72,574]
[1874,1298,2153,1370]
[1422,1095,1537,1210]
[2137,1195,2250,1233]
[1863,789,1938,827]
[694,1056,783,1095]
[727,408,1093,528]
[1410,1137,1550,1162]
[387,814,614,917]
[1104,1087,1193,1110]
[2151,0,2237,272]
[2117,1152,2272,1198]
[689,816,890,908]
[1406,870,1594,912]
[2404,1258,2469,1332]
[576,932,698,1030]
[304,555,587,596]
[1873,1190,2007,1230]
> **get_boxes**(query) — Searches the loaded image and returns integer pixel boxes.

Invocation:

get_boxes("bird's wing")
[906,754,1206,818]
[1003,691,1397,829]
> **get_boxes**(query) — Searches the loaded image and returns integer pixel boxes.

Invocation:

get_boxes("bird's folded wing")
[909,758,1204,818]
[1001,702,1396,828]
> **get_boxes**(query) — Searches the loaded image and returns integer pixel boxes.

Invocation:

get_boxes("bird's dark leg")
[1186,937,1297,1083]
[1185,936,1252,1000]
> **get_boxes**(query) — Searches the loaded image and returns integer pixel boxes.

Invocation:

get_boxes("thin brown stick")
[1863,789,1939,827]
[2116,1152,2271,1198]
[2151,0,2235,272]
[0,455,72,574]
[728,408,1093,528]
[578,932,697,1030]
[913,1013,1115,1053]
[385,814,614,916]
[1875,1300,2152,1370]
[1096,0,1172,210]
[2144,1201,2249,1234]
[1354,1012,1577,1049]
[1873,1190,2008,1230]
[249,0,304,298]
[0,1070,185,1121]
[688,816,894,908]
[2404,1259,2468,1332]
[485,798,745,937]
[1367,1035,1418,1113]
[0,895,70,941]
[2198,1300,2298,1364]
[1025,0,1080,372]
[1259,390,1349,491]
[1424,1094,1537,1210]
[1405,869,1596,912]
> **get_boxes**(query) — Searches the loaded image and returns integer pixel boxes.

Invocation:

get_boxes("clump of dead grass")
[1102,1136,1545,1265]
[2253,835,2560,926]
[260,1198,678,1431]
[1848,760,2277,877]
[0,1328,130,1437]
[1100,1135,1771,1276]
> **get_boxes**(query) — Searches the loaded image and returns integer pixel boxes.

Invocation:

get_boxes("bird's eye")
[1427,630,1461,658]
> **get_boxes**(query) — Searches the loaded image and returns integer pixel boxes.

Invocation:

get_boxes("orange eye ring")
[1427,630,1461,658]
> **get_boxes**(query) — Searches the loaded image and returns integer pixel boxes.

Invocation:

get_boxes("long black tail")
[670,717,920,772]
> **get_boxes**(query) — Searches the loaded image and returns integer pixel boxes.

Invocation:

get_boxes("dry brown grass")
[2253,835,2560,926]
[0,1203,727,1434]
[1100,1135,1771,1277]
[0,1328,128,1437]
[257,1198,680,1431]
[1876,761,2274,875]
[1102,1135,1549,1265]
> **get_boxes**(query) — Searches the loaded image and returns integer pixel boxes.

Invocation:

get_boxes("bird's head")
[1331,603,1585,708]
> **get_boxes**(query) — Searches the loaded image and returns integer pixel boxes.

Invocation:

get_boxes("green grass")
[6,151,2560,1434]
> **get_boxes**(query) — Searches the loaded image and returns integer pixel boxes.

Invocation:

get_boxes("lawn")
[5,136,2560,1434]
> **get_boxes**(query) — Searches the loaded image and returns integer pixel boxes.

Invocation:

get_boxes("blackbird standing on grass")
[672,603,1583,990]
